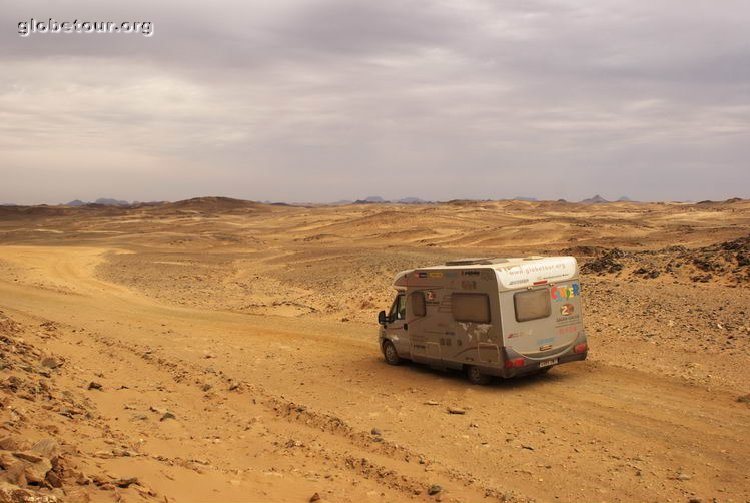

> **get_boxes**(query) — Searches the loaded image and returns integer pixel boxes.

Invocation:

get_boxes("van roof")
[393,256,579,290]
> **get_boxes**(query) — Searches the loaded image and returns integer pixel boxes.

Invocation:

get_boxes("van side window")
[412,291,426,317]
[514,288,551,322]
[452,293,491,323]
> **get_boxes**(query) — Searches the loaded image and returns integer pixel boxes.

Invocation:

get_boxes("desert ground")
[1,197,749,503]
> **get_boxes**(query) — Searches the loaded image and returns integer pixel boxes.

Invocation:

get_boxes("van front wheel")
[383,341,402,366]
[466,365,492,385]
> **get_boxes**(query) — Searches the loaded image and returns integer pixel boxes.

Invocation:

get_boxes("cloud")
[1,0,749,203]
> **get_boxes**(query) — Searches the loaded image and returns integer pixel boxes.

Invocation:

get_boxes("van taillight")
[504,358,525,369]
[574,343,587,353]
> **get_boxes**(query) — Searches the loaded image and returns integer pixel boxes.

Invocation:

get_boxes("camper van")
[377,257,588,383]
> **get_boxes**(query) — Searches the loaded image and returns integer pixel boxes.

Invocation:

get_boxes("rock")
[114,477,139,488]
[447,407,466,415]
[0,482,58,503]
[22,456,53,485]
[0,452,26,485]
[57,407,79,418]
[688,498,702,503]
[132,413,148,421]
[521,444,535,451]
[736,394,750,403]
[675,472,692,481]
[46,470,63,488]
[424,400,440,406]
[12,452,45,464]
[160,411,176,421]
[309,492,321,502]
[201,383,212,392]
[370,428,382,436]
[40,357,61,369]
[72,471,91,486]
[87,382,102,391]
[428,484,442,495]
[0,437,31,452]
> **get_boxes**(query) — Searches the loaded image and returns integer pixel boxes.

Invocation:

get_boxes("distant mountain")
[397,197,428,204]
[513,196,538,202]
[354,196,387,204]
[330,199,353,205]
[94,197,130,206]
[66,198,130,206]
[580,194,610,204]
[617,196,633,202]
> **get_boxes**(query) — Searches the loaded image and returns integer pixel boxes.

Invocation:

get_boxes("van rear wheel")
[466,365,492,385]
[383,341,402,366]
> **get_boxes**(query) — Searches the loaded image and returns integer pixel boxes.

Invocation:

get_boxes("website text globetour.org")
[19,18,153,37]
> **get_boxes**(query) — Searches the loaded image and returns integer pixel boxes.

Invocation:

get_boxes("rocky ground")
[0,311,161,502]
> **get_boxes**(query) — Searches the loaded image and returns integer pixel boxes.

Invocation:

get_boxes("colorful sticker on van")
[550,283,580,302]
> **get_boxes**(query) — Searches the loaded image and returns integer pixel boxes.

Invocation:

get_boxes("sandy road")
[0,245,749,503]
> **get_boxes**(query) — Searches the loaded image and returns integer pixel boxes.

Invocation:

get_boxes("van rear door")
[500,282,583,358]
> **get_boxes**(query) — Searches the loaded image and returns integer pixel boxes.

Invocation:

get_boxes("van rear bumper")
[483,350,587,378]
[513,350,586,377]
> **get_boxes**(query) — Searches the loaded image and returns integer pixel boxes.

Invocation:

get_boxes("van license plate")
[539,358,558,368]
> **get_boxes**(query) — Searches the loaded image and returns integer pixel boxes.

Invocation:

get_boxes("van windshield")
[390,294,407,320]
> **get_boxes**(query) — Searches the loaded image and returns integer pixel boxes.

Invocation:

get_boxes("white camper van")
[377,257,588,383]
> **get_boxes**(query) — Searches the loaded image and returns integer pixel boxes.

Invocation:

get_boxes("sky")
[1,0,749,204]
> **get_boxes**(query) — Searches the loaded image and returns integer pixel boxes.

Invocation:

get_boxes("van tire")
[383,341,402,365]
[466,365,492,385]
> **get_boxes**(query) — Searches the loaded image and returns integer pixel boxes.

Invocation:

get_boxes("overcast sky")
[2,0,749,204]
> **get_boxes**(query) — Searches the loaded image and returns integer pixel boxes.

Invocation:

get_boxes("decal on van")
[560,303,575,316]
[556,325,578,335]
[550,283,580,302]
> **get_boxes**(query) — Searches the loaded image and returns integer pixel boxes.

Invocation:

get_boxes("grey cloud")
[1,0,749,204]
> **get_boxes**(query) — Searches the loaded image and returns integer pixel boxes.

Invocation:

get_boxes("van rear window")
[452,293,491,323]
[514,289,551,322]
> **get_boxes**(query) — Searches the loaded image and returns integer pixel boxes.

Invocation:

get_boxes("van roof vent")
[445,257,509,266]
[445,258,492,266]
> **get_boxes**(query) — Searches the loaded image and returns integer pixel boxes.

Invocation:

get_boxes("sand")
[0,197,748,502]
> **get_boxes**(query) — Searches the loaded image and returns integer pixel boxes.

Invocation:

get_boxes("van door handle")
[404,324,408,331]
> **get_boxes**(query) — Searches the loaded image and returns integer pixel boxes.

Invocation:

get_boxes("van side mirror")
[378,310,387,325]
